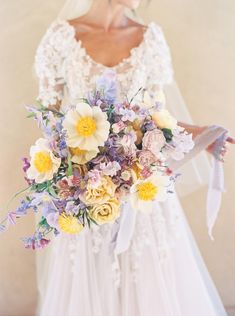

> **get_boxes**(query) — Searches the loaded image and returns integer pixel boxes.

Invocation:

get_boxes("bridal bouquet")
[0,72,194,249]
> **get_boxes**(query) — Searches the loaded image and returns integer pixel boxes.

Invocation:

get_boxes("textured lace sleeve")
[147,23,174,89]
[34,20,74,107]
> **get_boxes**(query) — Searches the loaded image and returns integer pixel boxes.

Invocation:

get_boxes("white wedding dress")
[34,19,227,316]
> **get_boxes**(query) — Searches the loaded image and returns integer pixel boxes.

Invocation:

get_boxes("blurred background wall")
[0,0,234,315]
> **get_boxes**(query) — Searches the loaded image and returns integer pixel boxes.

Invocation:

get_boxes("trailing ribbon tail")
[167,125,228,240]
[112,201,137,255]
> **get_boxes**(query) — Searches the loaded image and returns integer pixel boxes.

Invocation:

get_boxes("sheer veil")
[35,1,219,314]
[58,0,92,20]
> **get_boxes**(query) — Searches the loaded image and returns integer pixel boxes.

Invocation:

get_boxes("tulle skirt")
[36,190,227,316]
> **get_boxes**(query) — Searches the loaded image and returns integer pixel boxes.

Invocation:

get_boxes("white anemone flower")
[70,147,98,165]
[130,173,170,212]
[63,102,110,150]
[27,138,61,183]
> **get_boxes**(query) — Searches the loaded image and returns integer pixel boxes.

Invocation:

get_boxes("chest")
[75,27,146,68]
[59,20,172,104]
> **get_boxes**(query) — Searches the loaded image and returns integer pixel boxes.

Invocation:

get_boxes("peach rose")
[138,150,157,167]
[142,129,166,156]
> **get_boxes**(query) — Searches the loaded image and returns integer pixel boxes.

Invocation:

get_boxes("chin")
[118,0,141,10]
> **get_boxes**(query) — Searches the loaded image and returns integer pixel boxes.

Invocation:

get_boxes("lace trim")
[34,19,174,108]
[61,19,154,70]
[130,213,151,282]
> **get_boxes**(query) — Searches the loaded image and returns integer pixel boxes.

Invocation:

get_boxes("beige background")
[0,0,234,315]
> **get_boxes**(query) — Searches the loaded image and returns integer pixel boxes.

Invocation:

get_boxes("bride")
[34,0,234,315]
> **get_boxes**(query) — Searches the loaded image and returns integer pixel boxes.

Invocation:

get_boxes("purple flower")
[54,199,67,212]
[46,212,59,230]
[22,236,50,250]
[144,120,156,131]
[55,121,63,132]
[119,108,136,122]
[99,161,121,176]
[58,131,68,157]
[15,199,32,216]
[7,212,17,225]
[22,157,30,173]
[30,192,58,217]
[0,224,7,233]
[96,70,118,104]
[39,238,51,248]
[65,201,79,216]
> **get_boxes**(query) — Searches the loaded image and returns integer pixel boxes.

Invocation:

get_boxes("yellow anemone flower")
[58,213,84,234]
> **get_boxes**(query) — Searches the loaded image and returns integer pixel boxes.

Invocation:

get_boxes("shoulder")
[145,22,174,84]
[147,22,171,50]
[34,19,75,77]
[36,19,75,55]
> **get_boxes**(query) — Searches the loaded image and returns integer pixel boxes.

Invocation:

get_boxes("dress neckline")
[61,19,153,70]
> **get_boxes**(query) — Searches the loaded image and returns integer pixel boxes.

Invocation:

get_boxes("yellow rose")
[89,198,121,224]
[80,176,116,205]
[152,109,177,130]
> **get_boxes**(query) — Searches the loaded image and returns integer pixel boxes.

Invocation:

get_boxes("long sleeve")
[34,20,74,107]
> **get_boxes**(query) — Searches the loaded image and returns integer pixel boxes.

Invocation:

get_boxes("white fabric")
[112,125,227,258]
[168,125,228,239]
[34,18,211,197]
[34,18,228,316]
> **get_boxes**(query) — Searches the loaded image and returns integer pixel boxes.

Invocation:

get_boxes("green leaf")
[162,128,173,142]
[67,152,73,177]
[47,185,58,198]
[27,113,36,119]
[38,217,50,229]
[87,217,91,229]
[88,215,98,226]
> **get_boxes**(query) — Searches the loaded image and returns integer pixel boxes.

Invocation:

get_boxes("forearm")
[48,100,62,112]
[178,121,207,139]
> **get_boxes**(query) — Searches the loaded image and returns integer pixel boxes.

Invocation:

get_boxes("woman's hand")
[206,135,235,162]
[178,121,235,162]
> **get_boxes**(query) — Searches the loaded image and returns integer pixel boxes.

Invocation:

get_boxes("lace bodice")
[34,19,174,108]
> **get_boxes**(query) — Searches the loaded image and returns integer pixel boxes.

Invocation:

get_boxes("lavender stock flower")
[96,70,118,104]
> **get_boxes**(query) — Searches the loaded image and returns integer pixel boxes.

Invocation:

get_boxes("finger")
[226,136,235,144]
[219,156,225,163]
